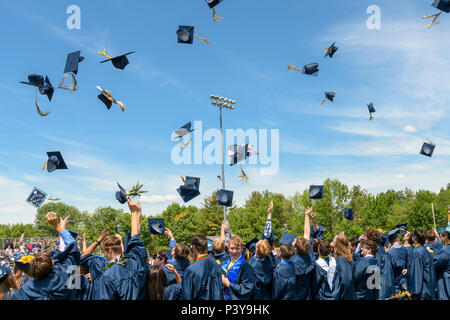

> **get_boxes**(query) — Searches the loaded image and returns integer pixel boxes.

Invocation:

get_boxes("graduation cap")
[25,187,47,208]
[64,51,85,75]
[115,183,128,204]
[368,103,376,120]
[43,152,68,173]
[67,229,80,240]
[432,0,450,13]
[244,238,258,255]
[309,185,324,199]
[205,0,224,22]
[96,86,126,111]
[420,141,436,157]
[174,122,194,138]
[98,49,135,70]
[302,63,319,76]
[228,144,258,166]
[344,208,354,221]
[217,189,233,207]
[388,228,400,241]
[20,74,54,102]
[177,176,201,203]
[321,92,336,105]
[177,25,194,44]
[148,218,165,235]
[324,42,339,58]
[279,232,297,246]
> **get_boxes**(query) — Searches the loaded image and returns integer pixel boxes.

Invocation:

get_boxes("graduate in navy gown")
[272,244,296,300]
[313,240,339,300]
[387,230,408,293]
[12,212,86,300]
[354,240,380,300]
[0,265,17,300]
[248,239,274,300]
[331,232,355,300]
[222,235,256,300]
[425,229,443,253]
[182,234,224,300]
[433,227,450,300]
[407,229,436,300]
[80,199,148,300]
[154,249,180,300]
[167,242,191,280]
[212,222,230,267]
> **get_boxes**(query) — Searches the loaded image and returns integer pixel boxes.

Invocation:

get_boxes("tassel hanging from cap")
[422,11,442,28]
[212,8,223,22]
[194,34,210,44]
[287,64,302,72]
[320,98,327,105]
[35,100,49,117]
[98,49,112,60]
[41,160,48,171]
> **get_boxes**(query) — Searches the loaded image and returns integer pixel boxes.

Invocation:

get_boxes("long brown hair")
[333,233,353,262]
[146,265,168,300]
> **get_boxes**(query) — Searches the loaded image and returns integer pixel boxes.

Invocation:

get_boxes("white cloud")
[404,125,417,133]
[394,174,406,180]
[140,194,179,204]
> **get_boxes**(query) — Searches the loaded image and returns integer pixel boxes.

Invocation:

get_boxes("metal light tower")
[210,95,236,221]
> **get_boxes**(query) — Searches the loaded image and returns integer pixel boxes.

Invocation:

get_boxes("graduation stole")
[103,254,130,272]
[223,255,245,300]
[315,256,336,291]
[276,260,289,268]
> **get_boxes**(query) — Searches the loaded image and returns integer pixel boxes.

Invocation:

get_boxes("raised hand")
[127,198,142,215]
[305,207,312,216]
[164,228,174,241]
[268,201,273,213]
[46,212,59,230]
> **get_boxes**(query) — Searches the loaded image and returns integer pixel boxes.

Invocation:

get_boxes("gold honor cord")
[98,49,113,59]
[422,11,442,28]
[194,34,210,45]
[212,8,223,22]
[115,101,126,112]
[57,73,78,92]
[41,160,48,171]
[287,65,302,72]
[35,100,50,117]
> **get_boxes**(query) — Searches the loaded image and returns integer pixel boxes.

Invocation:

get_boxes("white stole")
[315,256,336,290]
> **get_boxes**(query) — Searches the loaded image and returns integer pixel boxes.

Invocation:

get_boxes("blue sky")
[0,0,449,224]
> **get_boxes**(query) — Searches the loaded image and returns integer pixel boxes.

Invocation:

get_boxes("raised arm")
[220,221,227,242]
[166,264,182,283]
[81,228,110,257]
[128,198,142,237]
[310,211,319,231]
[264,201,273,238]
[304,207,312,240]
[81,233,87,253]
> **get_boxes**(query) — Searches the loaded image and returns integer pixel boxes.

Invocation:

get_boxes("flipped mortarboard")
[25,187,47,208]
[324,42,339,58]
[98,93,113,110]
[99,49,135,70]
[302,63,319,76]
[420,141,436,157]
[344,208,354,221]
[279,232,297,246]
[177,25,194,44]
[217,189,233,207]
[148,218,165,235]
[174,122,194,138]
[177,176,201,203]
[44,152,68,172]
[432,0,450,13]
[244,238,258,255]
[321,91,336,105]
[309,185,324,199]
[368,103,376,120]
[64,51,85,75]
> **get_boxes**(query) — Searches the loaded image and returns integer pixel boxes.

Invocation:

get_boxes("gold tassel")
[41,160,48,171]
[370,115,373,121]
[321,98,327,105]
[212,8,223,23]
[116,101,126,112]
[35,100,49,117]
[195,34,210,45]
[180,176,186,183]
[173,212,187,221]
[287,64,302,72]
[98,49,112,59]
[422,12,442,28]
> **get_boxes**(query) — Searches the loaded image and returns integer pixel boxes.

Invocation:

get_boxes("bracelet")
[95,240,101,245]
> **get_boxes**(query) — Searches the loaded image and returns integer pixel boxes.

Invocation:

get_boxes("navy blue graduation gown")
[407,245,436,300]
[181,255,224,300]
[388,245,408,293]
[354,255,379,300]
[272,260,296,300]
[433,244,450,300]
[290,251,315,300]
[80,235,148,300]
[223,258,256,300]
[248,255,274,300]
[334,256,355,300]
[167,257,190,280]
[213,252,230,267]
[162,265,181,300]
[12,242,83,300]
[312,257,339,300]
[425,241,443,253]
[376,245,396,299]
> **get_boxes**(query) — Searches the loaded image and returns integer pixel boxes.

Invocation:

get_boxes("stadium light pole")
[210,95,236,221]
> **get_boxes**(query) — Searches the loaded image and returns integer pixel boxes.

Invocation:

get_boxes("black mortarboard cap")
[67,229,79,240]
[325,92,336,102]
[177,25,194,44]
[325,42,339,58]
[115,182,128,204]
[420,142,436,157]
[302,63,319,76]
[174,122,194,138]
[148,218,165,235]
[368,103,376,114]
[64,51,85,75]
[217,189,233,207]
[38,76,54,102]
[229,144,251,166]
[177,176,201,203]
[309,185,324,199]
[205,0,223,9]
[98,93,113,110]
[344,208,354,221]
[432,0,450,13]
[46,152,68,172]
[25,187,47,208]
[100,52,135,70]
[27,74,44,87]
[279,232,297,246]
[388,228,399,241]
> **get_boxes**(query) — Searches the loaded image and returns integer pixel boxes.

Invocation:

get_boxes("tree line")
[1,179,449,254]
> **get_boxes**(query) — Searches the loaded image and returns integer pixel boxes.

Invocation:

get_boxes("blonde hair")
[212,238,225,253]
[228,236,243,249]
[256,239,271,258]
[333,233,353,262]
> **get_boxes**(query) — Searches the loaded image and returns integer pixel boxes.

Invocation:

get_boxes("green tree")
[35,202,85,236]
[408,190,437,230]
